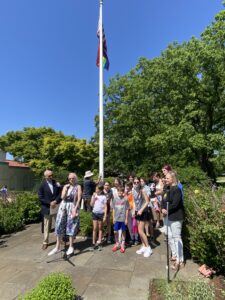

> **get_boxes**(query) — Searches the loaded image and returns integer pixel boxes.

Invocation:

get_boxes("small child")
[112,186,129,253]
[91,184,107,250]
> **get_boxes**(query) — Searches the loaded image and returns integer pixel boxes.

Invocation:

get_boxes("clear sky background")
[0,0,224,142]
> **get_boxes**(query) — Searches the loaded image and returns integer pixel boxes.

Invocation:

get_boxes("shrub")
[0,192,41,234]
[79,210,92,236]
[185,186,225,272]
[188,280,215,300]
[175,166,210,185]
[0,202,24,234]
[16,192,41,223]
[156,279,215,300]
[19,272,76,300]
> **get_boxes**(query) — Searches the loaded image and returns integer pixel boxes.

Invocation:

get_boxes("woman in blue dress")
[48,173,82,256]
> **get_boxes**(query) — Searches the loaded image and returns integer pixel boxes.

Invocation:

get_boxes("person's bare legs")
[106,214,111,241]
[138,221,149,247]
[92,220,98,245]
[97,220,103,243]
[144,221,150,237]
[69,236,74,248]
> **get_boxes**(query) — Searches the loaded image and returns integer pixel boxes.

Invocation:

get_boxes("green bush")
[185,186,225,272]
[19,272,76,300]
[156,279,215,300]
[16,192,41,223]
[175,166,210,185]
[188,280,215,300]
[79,210,92,236]
[0,192,41,234]
[0,202,24,234]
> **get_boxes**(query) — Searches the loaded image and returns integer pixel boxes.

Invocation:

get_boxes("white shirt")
[47,180,53,194]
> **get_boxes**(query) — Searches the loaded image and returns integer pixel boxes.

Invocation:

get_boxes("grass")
[150,279,215,300]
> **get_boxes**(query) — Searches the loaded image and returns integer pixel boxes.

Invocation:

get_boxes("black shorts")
[148,207,154,220]
[92,212,104,221]
[135,210,150,222]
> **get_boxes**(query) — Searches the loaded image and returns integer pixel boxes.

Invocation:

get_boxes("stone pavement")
[0,224,202,300]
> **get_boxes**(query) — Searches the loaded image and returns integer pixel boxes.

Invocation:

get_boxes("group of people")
[38,164,185,270]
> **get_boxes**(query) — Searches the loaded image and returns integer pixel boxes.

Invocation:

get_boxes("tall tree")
[101,9,225,180]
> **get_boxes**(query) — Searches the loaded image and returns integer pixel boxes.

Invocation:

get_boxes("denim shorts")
[92,212,104,221]
[114,221,126,231]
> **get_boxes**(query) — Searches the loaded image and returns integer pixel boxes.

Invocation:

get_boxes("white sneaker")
[143,246,153,258]
[66,246,74,256]
[159,226,165,233]
[136,246,146,255]
[48,247,60,256]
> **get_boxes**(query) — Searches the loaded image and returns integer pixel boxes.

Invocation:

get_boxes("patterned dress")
[55,185,80,237]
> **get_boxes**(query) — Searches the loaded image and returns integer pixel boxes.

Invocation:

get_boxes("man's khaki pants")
[43,214,56,245]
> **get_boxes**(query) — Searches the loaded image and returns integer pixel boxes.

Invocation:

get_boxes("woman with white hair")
[48,172,82,256]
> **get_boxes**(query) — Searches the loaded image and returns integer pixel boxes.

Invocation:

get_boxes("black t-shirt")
[83,179,96,199]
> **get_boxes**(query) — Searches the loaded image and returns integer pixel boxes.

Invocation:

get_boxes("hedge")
[19,272,77,300]
[0,192,41,234]
[185,185,225,273]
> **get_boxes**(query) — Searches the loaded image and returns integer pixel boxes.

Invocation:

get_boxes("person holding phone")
[48,173,82,256]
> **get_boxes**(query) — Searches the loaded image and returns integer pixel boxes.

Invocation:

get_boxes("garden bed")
[149,278,219,300]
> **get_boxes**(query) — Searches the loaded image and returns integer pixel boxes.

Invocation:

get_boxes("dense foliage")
[16,192,41,223]
[185,186,225,273]
[79,210,92,236]
[0,202,24,233]
[0,127,96,178]
[0,192,41,234]
[19,272,76,300]
[95,9,225,180]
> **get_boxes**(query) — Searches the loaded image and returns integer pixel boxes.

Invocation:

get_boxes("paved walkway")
[0,224,202,300]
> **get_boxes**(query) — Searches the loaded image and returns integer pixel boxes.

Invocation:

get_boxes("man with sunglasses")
[38,169,61,250]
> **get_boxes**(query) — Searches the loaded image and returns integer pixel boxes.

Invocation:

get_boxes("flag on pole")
[96,21,109,70]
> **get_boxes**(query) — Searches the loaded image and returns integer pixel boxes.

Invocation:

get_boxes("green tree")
[101,9,225,179]
[0,127,96,178]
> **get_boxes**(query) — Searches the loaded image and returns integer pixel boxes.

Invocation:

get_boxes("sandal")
[179,262,185,268]
[171,262,179,270]
[170,256,176,262]
[171,262,185,270]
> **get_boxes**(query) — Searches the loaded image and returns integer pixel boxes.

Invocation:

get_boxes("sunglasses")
[134,181,139,184]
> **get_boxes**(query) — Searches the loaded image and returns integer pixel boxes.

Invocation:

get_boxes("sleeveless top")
[64,185,78,203]
[133,189,145,211]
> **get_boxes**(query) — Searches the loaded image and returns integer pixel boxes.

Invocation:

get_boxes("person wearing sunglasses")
[133,177,152,257]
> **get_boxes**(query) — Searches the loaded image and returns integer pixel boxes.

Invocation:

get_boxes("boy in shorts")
[112,187,129,253]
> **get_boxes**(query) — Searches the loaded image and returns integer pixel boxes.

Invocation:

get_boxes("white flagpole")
[99,0,104,181]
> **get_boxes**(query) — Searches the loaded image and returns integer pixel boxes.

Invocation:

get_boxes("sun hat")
[84,170,94,178]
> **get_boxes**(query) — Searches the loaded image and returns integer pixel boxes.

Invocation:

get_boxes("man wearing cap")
[83,170,96,212]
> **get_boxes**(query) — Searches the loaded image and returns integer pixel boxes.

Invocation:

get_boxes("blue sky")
[0,0,223,142]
